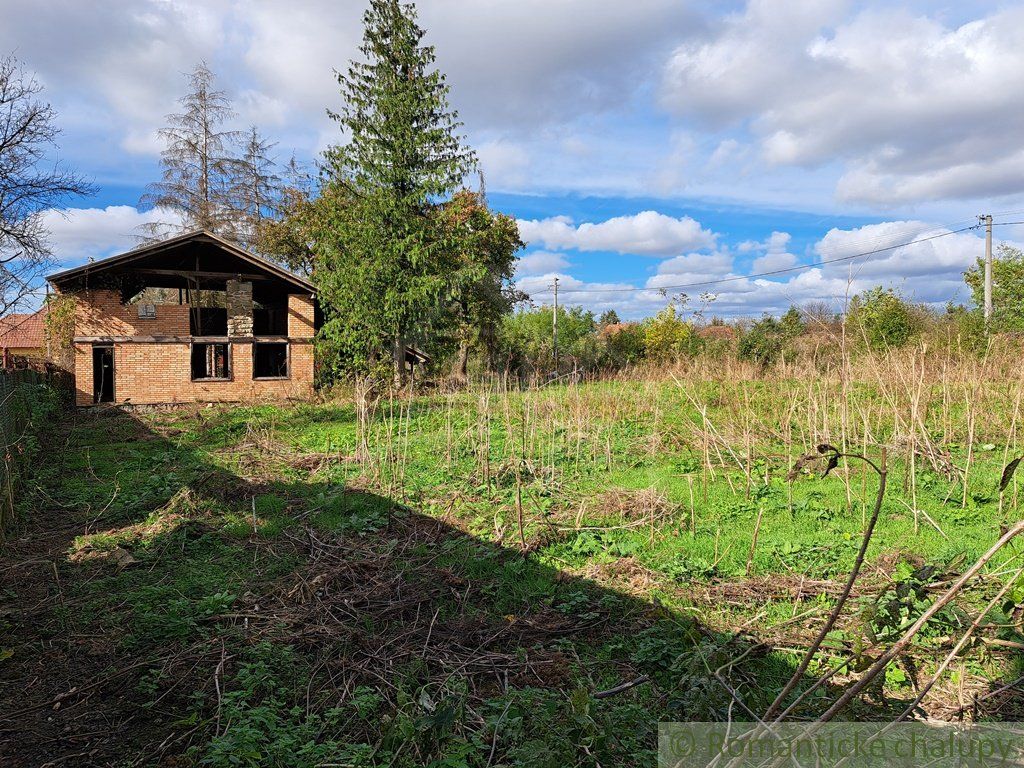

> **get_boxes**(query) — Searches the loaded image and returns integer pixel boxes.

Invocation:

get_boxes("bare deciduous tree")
[230,125,280,249]
[0,55,92,314]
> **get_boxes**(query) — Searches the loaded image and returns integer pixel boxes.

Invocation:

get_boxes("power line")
[527,224,980,296]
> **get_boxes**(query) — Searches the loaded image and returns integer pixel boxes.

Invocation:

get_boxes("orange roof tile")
[0,310,46,349]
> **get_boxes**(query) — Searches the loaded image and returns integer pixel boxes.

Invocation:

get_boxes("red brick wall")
[288,294,315,338]
[70,288,316,406]
[75,289,190,337]
[73,340,314,406]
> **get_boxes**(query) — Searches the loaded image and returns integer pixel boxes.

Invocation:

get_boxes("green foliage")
[197,644,356,768]
[1,382,61,531]
[499,305,597,372]
[598,309,620,327]
[779,306,805,338]
[848,288,922,350]
[437,191,525,379]
[738,311,802,366]
[598,322,646,369]
[964,244,1024,331]
[16,378,1024,764]
[43,293,76,365]
[313,0,479,380]
[642,303,695,361]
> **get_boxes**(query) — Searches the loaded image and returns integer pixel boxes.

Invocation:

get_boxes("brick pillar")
[226,280,253,337]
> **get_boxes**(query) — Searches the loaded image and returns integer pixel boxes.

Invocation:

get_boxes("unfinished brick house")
[47,230,316,406]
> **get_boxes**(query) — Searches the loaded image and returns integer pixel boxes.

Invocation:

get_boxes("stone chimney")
[226,280,253,337]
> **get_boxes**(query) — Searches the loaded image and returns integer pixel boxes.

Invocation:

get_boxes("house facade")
[47,230,316,406]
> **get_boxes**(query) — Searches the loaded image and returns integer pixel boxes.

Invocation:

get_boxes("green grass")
[8,376,1024,766]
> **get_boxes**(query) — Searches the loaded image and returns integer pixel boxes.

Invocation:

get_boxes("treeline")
[493,248,1024,379]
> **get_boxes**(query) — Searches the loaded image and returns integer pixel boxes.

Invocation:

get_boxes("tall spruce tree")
[140,63,242,240]
[316,0,477,383]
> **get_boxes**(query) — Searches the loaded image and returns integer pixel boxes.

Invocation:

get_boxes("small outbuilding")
[47,230,317,406]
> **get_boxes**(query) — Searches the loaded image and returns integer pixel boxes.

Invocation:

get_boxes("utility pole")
[552,276,559,373]
[982,214,994,325]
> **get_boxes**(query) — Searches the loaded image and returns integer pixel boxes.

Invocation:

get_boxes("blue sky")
[9,0,1024,318]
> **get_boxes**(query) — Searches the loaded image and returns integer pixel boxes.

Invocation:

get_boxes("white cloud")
[749,231,798,272]
[814,220,988,294]
[477,140,532,189]
[516,272,666,319]
[655,251,733,276]
[515,251,570,276]
[41,205,183,266]
[421,0,701,129]
[660,2,1024,205]
[530,218,1001,319]
[517,211,716,255]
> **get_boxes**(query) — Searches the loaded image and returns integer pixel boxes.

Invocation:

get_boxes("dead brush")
[247,517,604,719]
[229,421,351,480]
[69,486,206,566]
[490,454,559,489]
[564,487,676,532]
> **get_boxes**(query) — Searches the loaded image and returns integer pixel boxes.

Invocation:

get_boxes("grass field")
[3,361,1024,765]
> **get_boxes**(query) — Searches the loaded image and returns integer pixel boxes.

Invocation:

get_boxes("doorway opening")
[92,346,114,403]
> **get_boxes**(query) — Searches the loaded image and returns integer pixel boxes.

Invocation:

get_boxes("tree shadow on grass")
[0,406,902,767]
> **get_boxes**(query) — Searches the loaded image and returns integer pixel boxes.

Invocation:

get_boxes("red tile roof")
[0,310,46,350]
[697,325,736,341]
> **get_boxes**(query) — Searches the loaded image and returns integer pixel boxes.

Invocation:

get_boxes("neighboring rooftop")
[0,310,46,351]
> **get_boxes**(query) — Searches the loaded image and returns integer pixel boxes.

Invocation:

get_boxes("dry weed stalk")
[762,444,888,722]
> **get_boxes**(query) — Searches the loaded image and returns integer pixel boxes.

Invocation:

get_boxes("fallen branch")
[594,675,650,699]
[816,519,1024,723]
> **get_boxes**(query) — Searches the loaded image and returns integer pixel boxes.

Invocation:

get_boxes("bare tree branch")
[0,55,93,315]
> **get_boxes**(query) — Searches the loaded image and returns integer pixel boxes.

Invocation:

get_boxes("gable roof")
[0,309,46,350]
[47,229,315,293]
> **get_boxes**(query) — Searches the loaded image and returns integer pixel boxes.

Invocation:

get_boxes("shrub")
[498,305,597,373]
[848,288,921,350]
[964,244,1024,332]
[643,304,696,361]
[598,322,646,369]
[739,315,796,366]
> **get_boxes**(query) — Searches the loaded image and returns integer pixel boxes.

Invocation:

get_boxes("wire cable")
[527,224,980,295]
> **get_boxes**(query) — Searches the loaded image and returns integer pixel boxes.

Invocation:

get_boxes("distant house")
[0,310,47,360]
[47,230,316,407]
[697,324,737,343]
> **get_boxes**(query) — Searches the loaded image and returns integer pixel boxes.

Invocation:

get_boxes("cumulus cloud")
[1,0,699,187]
[661,2,1024,204]
[515,251,570,276]
[530,218,998,319]
[41,206,182,266]
[518,211,716,255]
[812,221,991,305]
[516,272,666,319]
[748,232,798,272]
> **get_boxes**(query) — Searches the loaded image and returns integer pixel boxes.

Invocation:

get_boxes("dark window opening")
[253,342,288,379]
[92,346,114,403]
[190,307,228,336]
[191,343,230,380]
[254,303,287,336]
